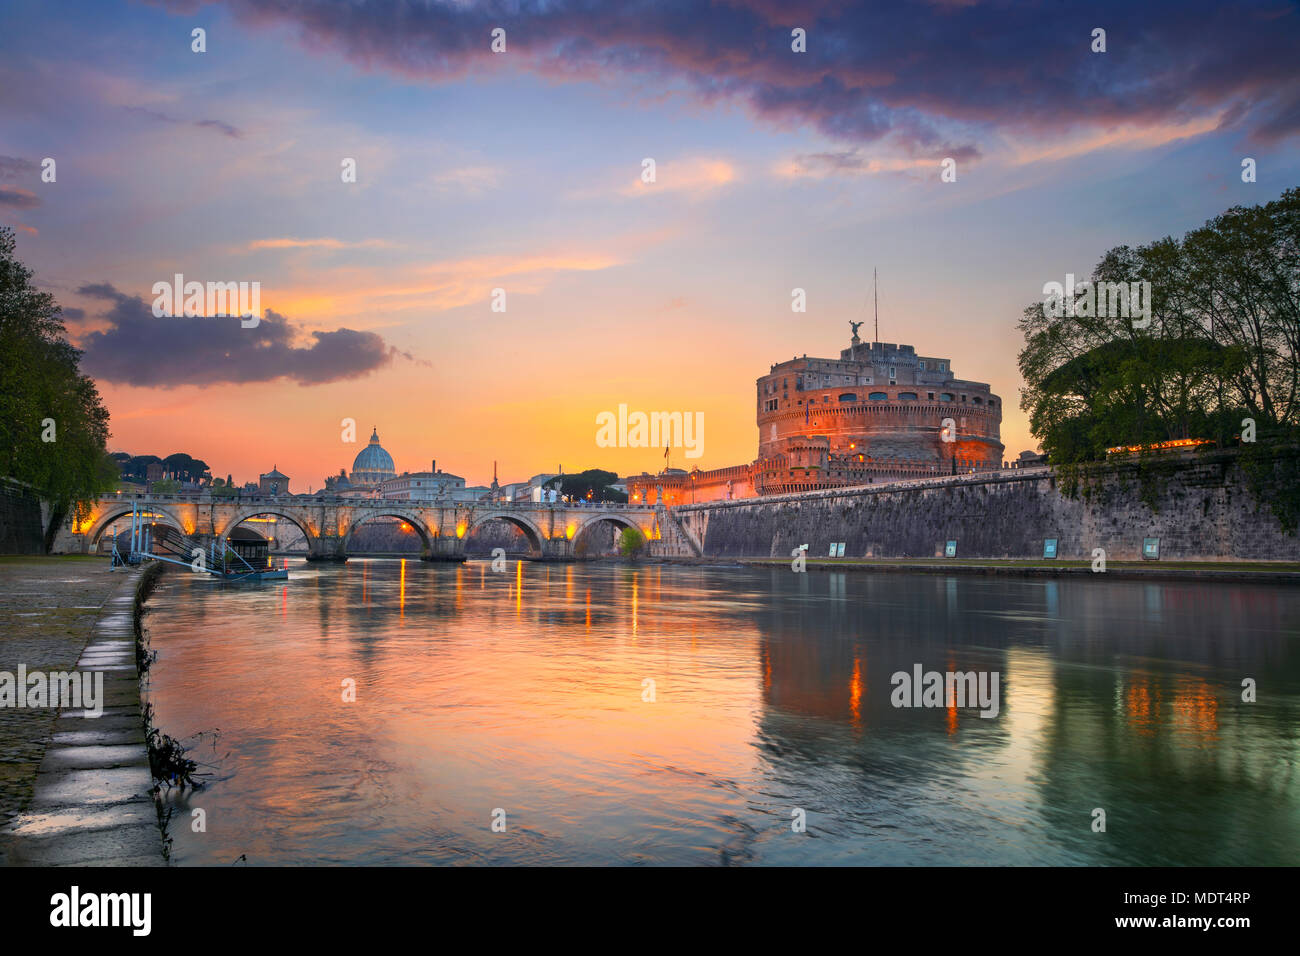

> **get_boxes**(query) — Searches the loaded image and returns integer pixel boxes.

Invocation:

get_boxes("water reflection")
[145,562,1300,866]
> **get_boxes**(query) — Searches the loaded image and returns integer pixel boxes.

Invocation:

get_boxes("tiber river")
[143,560,1299,866]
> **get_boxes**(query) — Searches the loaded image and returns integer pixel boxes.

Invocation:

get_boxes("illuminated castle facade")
[628,336,1004,506]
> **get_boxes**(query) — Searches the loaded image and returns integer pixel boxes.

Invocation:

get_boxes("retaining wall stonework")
[675,453,1300,562]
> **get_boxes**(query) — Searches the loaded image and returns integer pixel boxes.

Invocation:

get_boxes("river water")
[143,560,1299,866]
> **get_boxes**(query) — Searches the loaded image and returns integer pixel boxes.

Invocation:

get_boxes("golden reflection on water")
[146,562,1300,867]
[849,656,862,729]
[1124,673,1220,741]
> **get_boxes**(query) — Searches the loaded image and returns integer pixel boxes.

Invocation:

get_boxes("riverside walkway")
[0,556,163,866]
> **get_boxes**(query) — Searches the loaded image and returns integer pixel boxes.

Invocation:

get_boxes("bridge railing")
[98,492,655,509]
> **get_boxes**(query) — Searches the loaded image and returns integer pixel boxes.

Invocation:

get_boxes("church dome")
[351,428,396,485]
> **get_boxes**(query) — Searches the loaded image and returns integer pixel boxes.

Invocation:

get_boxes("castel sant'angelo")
[629,325,1005,506]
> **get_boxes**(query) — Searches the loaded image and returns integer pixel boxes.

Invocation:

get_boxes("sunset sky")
[2,0,1298,488]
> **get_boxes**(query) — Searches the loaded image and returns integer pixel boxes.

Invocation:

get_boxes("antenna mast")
[873,268,878,344]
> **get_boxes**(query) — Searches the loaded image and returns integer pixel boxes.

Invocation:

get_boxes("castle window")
[869,392,888,401]
[919,361,926,370]
[838,393,857,403]
[897,392,918,401]
[972,396,983,405]
[928,392,935,400]
[938,363,946,372]
[940,393,954,402]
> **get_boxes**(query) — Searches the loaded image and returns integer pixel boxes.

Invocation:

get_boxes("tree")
[618,526,646,557]
[161,453,210,483]
[1017,190,1300,528]
[546,469,627,503]
[210,477,238,498]
[1018,189,1299,464]
[118,454,162,481]
[0,226,115,544]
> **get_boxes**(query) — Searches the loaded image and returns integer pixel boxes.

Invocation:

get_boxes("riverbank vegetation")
[0,227,116,545]
[1018,188,1300,528]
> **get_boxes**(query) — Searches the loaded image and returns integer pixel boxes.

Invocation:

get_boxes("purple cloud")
[0,185,40,209]
[74,283,405,387]
[154,0,1300,155]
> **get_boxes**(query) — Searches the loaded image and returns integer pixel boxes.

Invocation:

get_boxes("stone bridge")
[54,493,660,562]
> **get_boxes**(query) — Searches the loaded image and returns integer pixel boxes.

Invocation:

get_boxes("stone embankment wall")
[674,452,1300,562]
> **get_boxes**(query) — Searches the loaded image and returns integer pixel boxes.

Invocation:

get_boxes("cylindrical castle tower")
[754,340,1003,493]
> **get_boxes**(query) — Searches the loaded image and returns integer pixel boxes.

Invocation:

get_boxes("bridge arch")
[342,509,433,556]
[465,511,547,558]
[571,513,647,556]
[219,507,318,552]
[85,505,187,549]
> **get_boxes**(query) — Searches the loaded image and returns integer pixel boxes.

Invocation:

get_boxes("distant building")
[520,473,559,503]
[376,459,498,503]
[259,466,290,496]
[497,482,530,502]
[1011,450,1048,469]
[323,469,357,496]
[350,428,397,489]
[382,461,467,501]
[322,428,398,497]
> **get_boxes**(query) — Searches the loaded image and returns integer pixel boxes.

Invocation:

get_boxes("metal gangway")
[111,501,265,580]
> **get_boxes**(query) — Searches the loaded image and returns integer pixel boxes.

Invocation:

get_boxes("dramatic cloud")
[74,283,405,387]
[160,0,1300,158]
[0,186,40,209]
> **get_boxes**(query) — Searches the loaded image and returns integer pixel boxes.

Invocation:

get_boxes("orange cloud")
[620,157,736,197]
[249,238,395,250]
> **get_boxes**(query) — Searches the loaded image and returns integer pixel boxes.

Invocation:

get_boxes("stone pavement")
[0,561,164,866]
